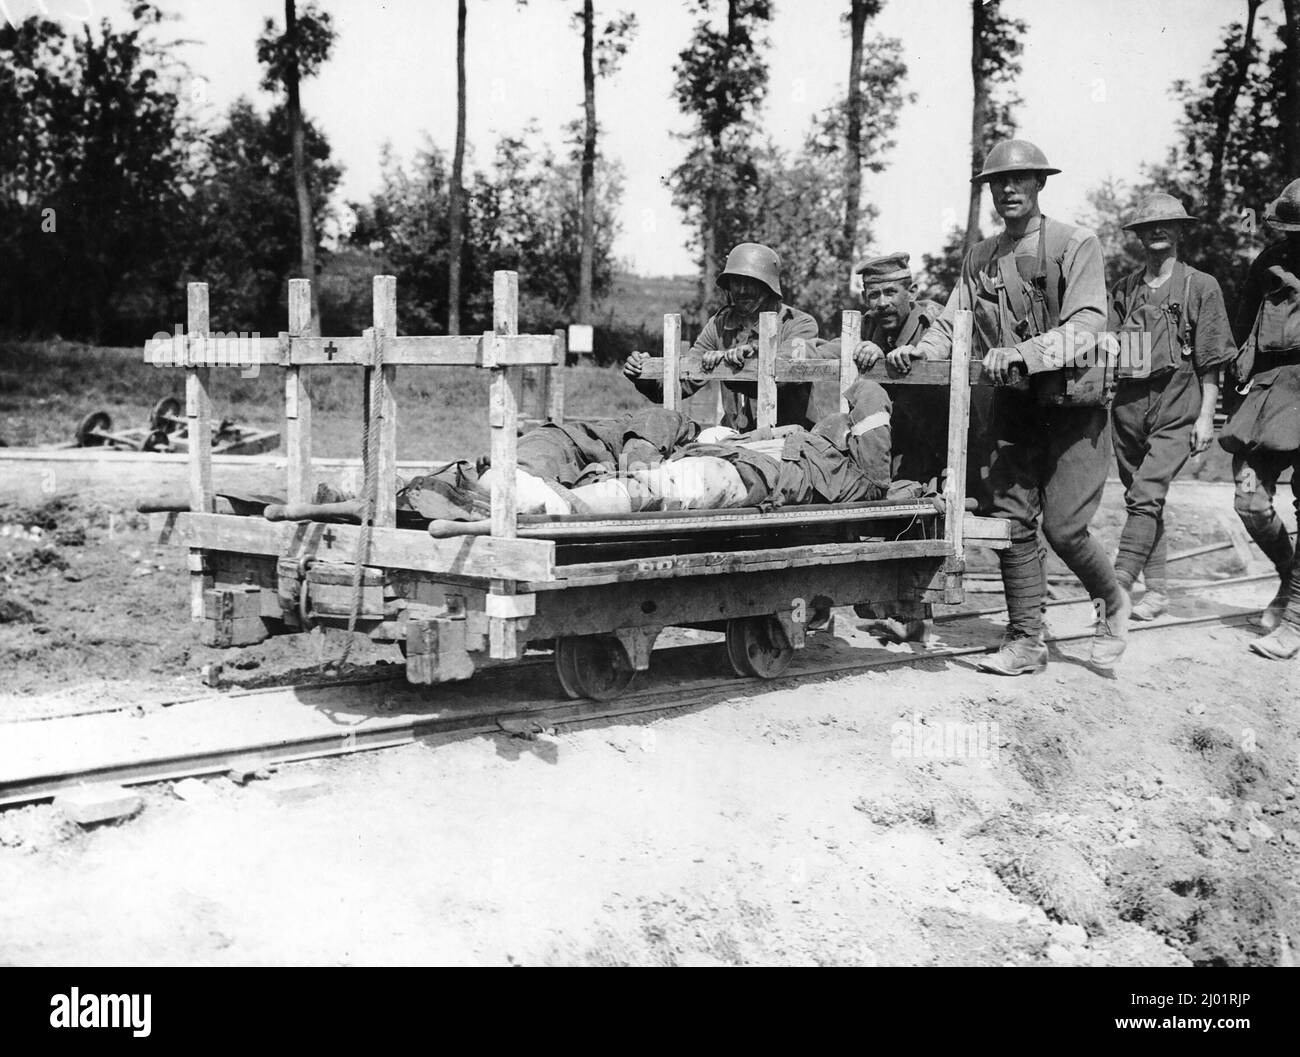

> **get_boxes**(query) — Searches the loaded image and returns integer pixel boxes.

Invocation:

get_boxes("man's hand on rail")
[622,350,649,380]
[721,342,756,368]
[885,344,921,373]
[853,340,885,371]
[982,346,1027,386]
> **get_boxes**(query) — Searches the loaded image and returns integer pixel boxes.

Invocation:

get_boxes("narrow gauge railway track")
[0,576,1273,809]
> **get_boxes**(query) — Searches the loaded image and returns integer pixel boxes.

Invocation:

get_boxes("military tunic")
[911,217,1119,641]
[1220,239,1300,627]
[1109,263,1235,589]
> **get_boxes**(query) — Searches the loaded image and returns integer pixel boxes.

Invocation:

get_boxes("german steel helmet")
[1265,179,1300,232]
[972,138,1061,183]
[1122,192,1198,231]
[719,242,782,297]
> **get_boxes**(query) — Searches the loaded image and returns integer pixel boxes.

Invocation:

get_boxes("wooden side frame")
[648,308,992,562]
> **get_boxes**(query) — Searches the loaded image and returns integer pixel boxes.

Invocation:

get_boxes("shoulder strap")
[1176,263,1192,347]
[1038,217,1073,325]
[1119,268,1143,314]
[997,241,1032,323]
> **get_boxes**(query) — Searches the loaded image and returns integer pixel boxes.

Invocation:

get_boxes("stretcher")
[146,272,1008,699]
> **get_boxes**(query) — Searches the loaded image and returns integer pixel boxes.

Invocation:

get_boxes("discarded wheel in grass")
[150,396,183,434]
[141,429,172,452]
[75,410,112,447]
[725,615,794,679]
[554,635,635,701]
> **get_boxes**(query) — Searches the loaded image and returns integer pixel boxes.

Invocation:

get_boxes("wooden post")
[186,282,214,621]
[372,275,399,527]
[286,279,313,505]
[662,313,682,411]
[839,309,863,413]
[546,329,566,423]
[756,310,778,436]
[489,271,523,659]
[944,310,974,559]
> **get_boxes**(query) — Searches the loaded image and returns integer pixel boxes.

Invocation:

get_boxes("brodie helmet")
[972,139,1061,184]
[1265,179,1300,232]
[1122,193,1198,231]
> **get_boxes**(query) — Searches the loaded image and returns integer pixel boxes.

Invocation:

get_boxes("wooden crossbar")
[144,331,560,368]
[147,271,561,565]
[638,351,995,386]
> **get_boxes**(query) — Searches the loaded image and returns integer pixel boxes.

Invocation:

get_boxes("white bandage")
[850,410,890,436]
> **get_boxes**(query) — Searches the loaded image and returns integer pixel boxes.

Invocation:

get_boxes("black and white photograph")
[0,0,1297,987]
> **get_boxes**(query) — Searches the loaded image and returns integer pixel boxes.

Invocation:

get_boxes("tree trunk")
[703,0,741,303]
[843,0,868,271]
[448,0,467,335]
[964,0,988,253]
[1205,0,1261,223]
[578,0,596,324]
[285,0,319,334]
[1281,0,1300,177]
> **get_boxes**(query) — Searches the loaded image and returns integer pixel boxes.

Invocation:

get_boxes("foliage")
[185,99,341,335]
[255,2,335,90]
[0,6,195,341]
[972,0,1025,158]
[1084,11,1294,307]
[918,228,965,303]
[670,0,773,295]
[352,129,624,340]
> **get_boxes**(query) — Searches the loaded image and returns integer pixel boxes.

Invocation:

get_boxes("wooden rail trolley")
[147,272,1009,700]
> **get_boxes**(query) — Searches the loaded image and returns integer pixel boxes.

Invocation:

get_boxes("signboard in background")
[567,324,594,356]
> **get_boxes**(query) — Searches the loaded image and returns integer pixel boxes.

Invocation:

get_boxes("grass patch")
[0,340,678,461]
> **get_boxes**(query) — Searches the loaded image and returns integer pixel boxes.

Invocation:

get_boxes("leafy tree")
[744,140,855,329]
[257,1,336,333]
[353,129,623,340]
[0,6,197,340]
[1084,5,1296,308]
[186,99,341,334]
[841,0,883,263]
[964,0,1025,252]
[919,228,965,303]
[671,0,772,304]
[1283,0,1300,173]
[575,2,637,325]
[1081,176,1145,289]
[810,30,912,265]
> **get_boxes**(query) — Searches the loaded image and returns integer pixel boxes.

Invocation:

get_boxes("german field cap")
[855,252,912,284]
[972,139,1060,183]
[1122,192,1197,230]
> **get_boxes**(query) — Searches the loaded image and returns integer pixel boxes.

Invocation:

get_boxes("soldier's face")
[726,276,768,316]
[989,173,1044,222]
[862,282,910,326]
[1134,222,1180,254]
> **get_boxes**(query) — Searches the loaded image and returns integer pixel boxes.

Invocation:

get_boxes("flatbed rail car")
[146,272,1008,700]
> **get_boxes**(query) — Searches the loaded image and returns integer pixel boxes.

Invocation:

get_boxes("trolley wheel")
[141,429,172,452]
[74,410,112,447]
[150,395,183,434]
[554,635,635,701]
[725,615,794,679]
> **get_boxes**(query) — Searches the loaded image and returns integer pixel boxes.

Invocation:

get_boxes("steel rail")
[0,585,1268,809]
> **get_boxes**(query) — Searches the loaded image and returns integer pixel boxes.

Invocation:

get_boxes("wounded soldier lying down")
[490,378,896,516]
